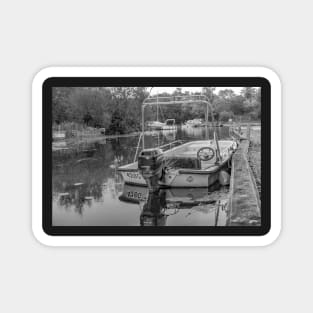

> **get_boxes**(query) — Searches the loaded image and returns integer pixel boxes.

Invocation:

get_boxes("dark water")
[52,126,232,226]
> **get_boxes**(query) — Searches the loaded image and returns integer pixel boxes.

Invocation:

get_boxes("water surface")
[52,126,231,226]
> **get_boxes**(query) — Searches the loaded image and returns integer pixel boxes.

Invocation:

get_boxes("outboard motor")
[138,148,164,192]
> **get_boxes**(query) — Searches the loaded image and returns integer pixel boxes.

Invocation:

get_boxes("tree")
[230,95,246,115]
[52,87,74,123]
[173,87,183,95]
[241,87,256,105]
[67,88,112,128]
[202,87,216,103]
[218,89,235,100]
[52,85,261,134]
[219,111,234,122]
[106,87,148,134]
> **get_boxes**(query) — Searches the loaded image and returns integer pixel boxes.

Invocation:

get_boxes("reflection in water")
[162,129,176,141]
[53,126,231,226]
[140,190,167,226]
[123,182,229,226]
[181,125,205,138]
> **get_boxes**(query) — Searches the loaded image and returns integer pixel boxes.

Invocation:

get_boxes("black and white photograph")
[52,86,262,227]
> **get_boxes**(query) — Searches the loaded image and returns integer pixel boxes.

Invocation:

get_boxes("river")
[52,126,232,226]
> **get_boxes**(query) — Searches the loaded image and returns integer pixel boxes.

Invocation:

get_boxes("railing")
[159,140,184,151]
[142,95,215,148]
[133,132,143,162]
[133,138,184,163]
[143,95,211,106]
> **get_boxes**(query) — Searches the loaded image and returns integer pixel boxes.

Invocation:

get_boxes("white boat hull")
[120,170,147,186]
[53,132,66,140]
[163,170,219,187]
[118,140,236,188]
[119,167,222,188]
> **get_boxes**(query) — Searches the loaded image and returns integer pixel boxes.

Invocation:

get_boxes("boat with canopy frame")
[118,94,237,188]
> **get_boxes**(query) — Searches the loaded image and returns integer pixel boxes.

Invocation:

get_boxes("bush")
[219,111,234,122]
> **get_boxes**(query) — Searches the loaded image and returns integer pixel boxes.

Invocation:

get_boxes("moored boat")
[118,140,236,188]
[146,120,165,130]
[147,119,177,131]
[161,119,177,131]
[183,119,203,128]
[53,131,66,141]
[118,94,238,189]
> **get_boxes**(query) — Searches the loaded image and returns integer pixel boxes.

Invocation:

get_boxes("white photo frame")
[32,66,281,246]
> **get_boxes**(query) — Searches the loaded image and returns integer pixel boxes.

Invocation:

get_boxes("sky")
[149,87,243,95]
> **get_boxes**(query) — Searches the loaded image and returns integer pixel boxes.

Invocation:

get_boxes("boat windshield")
[165,119,175,126]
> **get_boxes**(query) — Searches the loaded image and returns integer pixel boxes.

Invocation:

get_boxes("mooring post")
[247,124,251,141]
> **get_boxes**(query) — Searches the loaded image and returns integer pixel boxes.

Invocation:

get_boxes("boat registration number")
[127,191,147,201]
[126,172,141,179]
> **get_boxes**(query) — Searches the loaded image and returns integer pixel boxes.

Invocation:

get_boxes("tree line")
[53,87,261,134]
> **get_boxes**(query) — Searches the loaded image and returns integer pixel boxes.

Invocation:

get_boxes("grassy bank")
[248,127,261,199]
[53,123,140,149]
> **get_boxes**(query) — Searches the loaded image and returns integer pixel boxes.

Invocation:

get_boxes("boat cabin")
[164,119,175,126]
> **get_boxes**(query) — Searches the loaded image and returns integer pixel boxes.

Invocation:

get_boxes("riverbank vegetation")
[248,127,261,199]
[53,87,261,135]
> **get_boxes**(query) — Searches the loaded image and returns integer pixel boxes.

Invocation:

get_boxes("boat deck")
[118,140,235,172]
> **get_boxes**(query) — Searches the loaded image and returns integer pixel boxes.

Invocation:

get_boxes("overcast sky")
[149,87,244,95]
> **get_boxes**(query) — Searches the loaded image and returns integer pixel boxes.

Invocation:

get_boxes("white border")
[32,67,281,246]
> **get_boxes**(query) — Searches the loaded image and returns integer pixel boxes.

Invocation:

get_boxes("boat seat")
[201,163,218,170]
[119,161,138,170]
